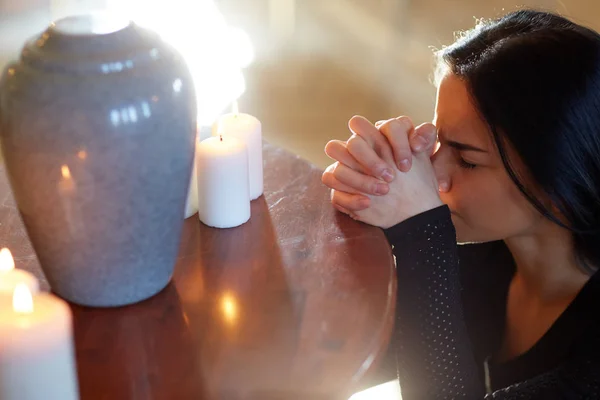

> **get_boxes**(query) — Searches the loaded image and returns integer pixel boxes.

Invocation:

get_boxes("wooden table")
[0,142,396,400]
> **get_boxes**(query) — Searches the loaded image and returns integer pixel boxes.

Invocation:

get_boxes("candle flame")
[13,283,34,314]
[232,100,239,116]
[221,292,238,325]
[61,165,72,180]
[77,150,87,160]
[0,248,15,272]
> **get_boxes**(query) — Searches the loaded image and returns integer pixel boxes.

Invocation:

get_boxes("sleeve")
[384,205,600,400]
[384,205,484,399]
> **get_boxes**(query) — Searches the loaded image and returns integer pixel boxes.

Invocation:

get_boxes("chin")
[451,214,502,245]
[451,213,485,245]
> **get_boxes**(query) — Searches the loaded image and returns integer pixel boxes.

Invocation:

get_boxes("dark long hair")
[436,10,600,272]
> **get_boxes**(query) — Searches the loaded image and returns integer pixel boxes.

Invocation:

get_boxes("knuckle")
[349,115,363,124]
[348,115,368,134]
[388,121,410,138]
[395,145,412,159]
[369,181,380,194]
[354,196,368,209]
[395,115,414,130]
[346,135,361,152]
[368,160,385,174]
[378,118,395,132]
[324,140,337,154]
[321,171,333,186]
[331,162,344,178]
[417,123,437,140]
[357,175,372,192]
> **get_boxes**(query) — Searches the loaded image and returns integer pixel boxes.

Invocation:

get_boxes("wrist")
[382,196,445,229]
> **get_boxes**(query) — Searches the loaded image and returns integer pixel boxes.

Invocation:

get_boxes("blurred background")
[1,0,599,169]
[0,1,598,398]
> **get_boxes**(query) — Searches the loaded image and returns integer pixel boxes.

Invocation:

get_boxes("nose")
[431,147,452,193]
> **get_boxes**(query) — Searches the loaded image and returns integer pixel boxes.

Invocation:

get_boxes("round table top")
[0,142,396,399]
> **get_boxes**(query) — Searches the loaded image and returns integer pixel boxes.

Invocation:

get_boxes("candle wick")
[219,135,223,142]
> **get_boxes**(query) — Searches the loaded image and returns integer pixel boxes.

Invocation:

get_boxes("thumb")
[411,123,437,155]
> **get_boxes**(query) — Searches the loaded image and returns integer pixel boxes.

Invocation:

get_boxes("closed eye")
[459,158,477,169]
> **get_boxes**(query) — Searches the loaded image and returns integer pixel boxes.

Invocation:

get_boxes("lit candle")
[196,134,250,228]
[0,248,39,295]
[214,101,263,200]
[0,284,79,400]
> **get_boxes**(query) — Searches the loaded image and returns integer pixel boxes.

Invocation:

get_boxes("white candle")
[197,135,250,228]
[184,164,198,219]
[0,284,78,400]
[0,248,39,295]
[184,132,199,219]
[214,102,263,200]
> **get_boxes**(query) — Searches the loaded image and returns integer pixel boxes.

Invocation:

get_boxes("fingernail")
[413,136,429,152]
[398,159,411,172]
[438,181,450,192]
[381,169,394,183]
[359,198,370,208]
[375,183,389,195]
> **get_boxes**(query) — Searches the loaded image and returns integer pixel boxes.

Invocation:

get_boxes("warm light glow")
[232,100,239,116]
[348,380,402,400]
[106,0,254,125]
[433,140,441,155]
[77,150,87,160]
[61,165,72,179]
[221,293,238,324]
[12,283,34,314]
[0,248,15,273]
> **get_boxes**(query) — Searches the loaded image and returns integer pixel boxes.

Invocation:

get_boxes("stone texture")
[0,17,196,307]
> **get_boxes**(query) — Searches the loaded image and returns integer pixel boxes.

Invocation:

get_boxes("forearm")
[384,205,484,399]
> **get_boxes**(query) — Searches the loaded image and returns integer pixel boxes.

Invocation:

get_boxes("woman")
[322,10,600,399]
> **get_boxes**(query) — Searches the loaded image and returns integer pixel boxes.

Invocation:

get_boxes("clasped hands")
[321,116,444,229]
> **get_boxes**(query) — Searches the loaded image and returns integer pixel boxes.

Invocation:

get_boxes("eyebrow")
[437,127,488,153]
[446,140,488,153]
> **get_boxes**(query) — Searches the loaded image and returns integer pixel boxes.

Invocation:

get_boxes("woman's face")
[432,73,543,243]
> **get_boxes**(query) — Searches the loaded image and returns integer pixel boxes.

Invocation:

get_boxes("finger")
[375,119,392,129]
[346,134,395,183]
[331,189,370,212]
[333,203,354,216]
[411,123,438,154]
[350,116,398,171]
[333,163,389,196]
[379,116,414,172]
[348,116,381,147]
[324,140,364,172]
[322,168,362,195]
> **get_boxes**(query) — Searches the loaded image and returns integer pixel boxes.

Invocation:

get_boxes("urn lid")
[19,13,175,74]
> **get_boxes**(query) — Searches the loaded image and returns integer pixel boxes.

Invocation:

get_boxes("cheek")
[442,170,538,242]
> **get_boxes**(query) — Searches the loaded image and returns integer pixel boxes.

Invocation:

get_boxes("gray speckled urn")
[0,14,196,307]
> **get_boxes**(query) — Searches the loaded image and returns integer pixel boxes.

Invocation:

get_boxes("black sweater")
[383,205,600,399]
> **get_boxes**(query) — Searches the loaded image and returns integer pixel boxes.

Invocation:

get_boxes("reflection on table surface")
[349,380,402,400]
